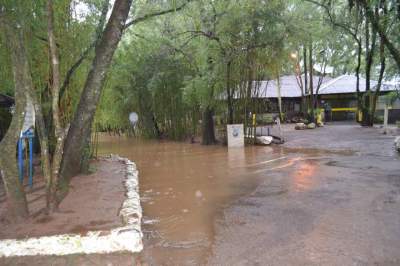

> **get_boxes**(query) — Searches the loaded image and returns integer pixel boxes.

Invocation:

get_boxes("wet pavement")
[209,124,400,265]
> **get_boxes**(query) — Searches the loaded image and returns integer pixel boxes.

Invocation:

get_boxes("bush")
[374,115,384,124]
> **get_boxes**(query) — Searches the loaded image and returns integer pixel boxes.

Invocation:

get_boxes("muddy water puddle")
[98,136,317,265]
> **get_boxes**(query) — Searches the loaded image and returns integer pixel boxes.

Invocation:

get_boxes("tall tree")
[356,0,400,71]
[0,3,31,220]
[362,13,377,126]
[60,0,133,184]
[47,0,64,207]
[308,41,315,123]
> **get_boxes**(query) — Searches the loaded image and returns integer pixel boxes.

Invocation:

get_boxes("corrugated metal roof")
[252,75,332,98]
[231,75,398,99]
[318,75,378,94]
[380,82,399,92]
[318,75,399,95]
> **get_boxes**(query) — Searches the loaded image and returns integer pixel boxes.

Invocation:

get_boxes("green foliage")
[374,115,384,124]
[0,34,14,95]
[95,0,292,139]
[2,0,399,141]
[385,90,400,106]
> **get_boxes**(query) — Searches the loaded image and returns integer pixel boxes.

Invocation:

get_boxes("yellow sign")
[331,107,357,112]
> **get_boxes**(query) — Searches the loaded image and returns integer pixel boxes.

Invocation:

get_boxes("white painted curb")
[0,155,143,257]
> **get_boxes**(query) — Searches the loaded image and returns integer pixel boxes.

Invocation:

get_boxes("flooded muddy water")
[98,136,294,265]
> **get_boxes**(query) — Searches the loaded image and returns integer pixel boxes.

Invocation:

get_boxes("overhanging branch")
[124,0,192,29]
[59,0,109,101]
[304,0,360,42]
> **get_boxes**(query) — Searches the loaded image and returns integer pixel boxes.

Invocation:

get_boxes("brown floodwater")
[98,136,296,265]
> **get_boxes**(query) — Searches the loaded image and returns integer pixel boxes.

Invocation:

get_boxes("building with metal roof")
[316,75,399,122]
[318,74,399,95]
[237,75,399,122]
[254,75,398,98]
[252,75,332,98]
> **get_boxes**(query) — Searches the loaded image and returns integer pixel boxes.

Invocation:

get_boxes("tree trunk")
[370,39,386,125]
[293,54,305,114]
[362,16,377,127]
[152,114,162,138]
[276,76,283,122]
[244,52,253,131]
[370,2,387,125]
[226,60,234,124]
[32,95,52,211]
[303,46,308,116]
[202,106,216,145]
[59,0,110,102]
[315,61,327,109]
[355,39,362,123]
[60,0,133,183]
[137,86,161,138]
[0,12,30,220]
[47,0,66,209]
[362,0,400,71]
[308,42,315,123]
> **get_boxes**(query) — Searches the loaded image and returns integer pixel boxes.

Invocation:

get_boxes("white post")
[276,77,283,122]
[276,117,284,143]
[383,103,388,134]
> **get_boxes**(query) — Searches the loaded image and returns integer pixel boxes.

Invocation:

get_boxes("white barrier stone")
[0,155,143,257]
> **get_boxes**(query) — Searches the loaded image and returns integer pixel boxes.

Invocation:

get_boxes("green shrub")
[374,115,384,124]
